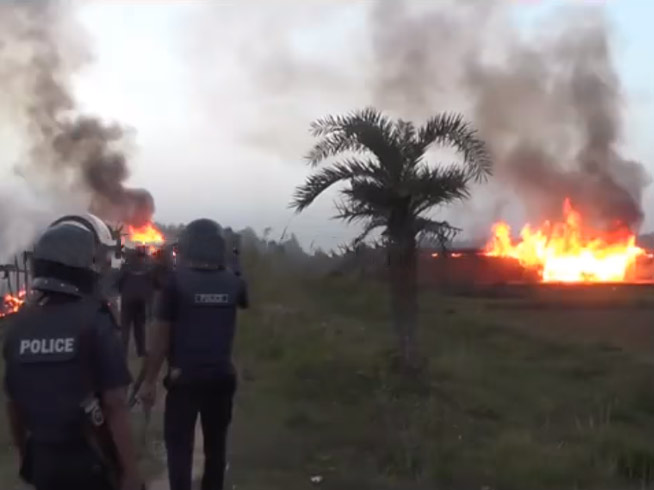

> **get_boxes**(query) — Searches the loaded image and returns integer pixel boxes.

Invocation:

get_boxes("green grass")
[3,267,654,489]
[227,273,654,490]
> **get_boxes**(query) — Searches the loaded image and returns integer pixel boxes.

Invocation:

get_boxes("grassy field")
[3,266,654,489]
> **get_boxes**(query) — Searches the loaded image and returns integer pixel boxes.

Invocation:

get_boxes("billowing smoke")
[49,117,155,226]
[370,1,650,231]
[0,0,155,243]
[188,0,649,237]
[463,6,649,230]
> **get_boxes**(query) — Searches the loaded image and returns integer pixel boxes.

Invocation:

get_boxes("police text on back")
[19,338,75,355]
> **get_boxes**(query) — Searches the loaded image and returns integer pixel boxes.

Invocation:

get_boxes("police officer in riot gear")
[2,214,144,490]
[118,245,155,357]
[140,218,248,490]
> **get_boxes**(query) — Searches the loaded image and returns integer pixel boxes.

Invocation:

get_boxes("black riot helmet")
[177,219,225,269]
[31,213,119,297]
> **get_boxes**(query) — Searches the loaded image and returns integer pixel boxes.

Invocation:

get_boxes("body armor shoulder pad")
[7,295,104,330]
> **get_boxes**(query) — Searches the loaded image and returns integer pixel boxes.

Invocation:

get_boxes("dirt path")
[147,421,205,490]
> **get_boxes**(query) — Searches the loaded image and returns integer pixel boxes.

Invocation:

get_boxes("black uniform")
[118,253,155,357]
[156,264,248,490]
[3,293,132,490]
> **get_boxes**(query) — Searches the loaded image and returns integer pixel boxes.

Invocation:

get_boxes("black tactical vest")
[169,266,242,382]
[3,297,102,443]
[120,256,155,303]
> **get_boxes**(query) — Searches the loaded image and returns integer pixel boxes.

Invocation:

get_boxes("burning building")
[484,199,652,284]
[0,253,31,319]
[124,223,166,255]
[425,198,654,289]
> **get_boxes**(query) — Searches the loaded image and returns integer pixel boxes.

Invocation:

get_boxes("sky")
[61,1,654,249]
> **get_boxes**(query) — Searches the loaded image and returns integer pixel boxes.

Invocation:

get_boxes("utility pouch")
[80,395,122,489]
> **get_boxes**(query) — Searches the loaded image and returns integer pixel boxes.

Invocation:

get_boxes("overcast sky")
[65,0,654,250]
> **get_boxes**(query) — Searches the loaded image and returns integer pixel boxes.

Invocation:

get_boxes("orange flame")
[484,199,646,283]
[0,290,26,318]
[127,223,165,254]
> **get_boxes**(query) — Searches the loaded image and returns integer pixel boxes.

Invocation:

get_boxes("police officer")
[2,214,144,490]
[140,219,249,490]
[118,245,155,358]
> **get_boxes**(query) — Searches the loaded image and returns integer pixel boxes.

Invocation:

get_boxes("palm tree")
[291,108,492,369]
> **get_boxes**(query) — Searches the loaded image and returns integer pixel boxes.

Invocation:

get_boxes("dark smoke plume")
[0,0,154,228]
[198,0,649,238]
[369,1,650,231]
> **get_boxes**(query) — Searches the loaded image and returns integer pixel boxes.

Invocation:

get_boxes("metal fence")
[0,251,32,298]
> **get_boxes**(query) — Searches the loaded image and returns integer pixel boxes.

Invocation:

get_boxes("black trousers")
[164,374,236,490]
[29,441,114,490]
[120,299,147,357]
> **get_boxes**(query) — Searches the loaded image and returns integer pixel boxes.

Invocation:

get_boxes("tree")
[291,108,491,369]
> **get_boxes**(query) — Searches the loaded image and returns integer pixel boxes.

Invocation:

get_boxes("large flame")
[484,199,645,283]
[127,223,164,253]
[0,290,26,318]
[127,223,164,244]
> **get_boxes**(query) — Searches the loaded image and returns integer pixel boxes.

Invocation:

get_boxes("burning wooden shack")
[423,199,654,291]
[0,252,32,319]
[422,249,654,289]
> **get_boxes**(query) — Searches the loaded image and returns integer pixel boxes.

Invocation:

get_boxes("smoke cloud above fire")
[370,1,651,231]
[1,0,647,254]
[460,4,650,231]
[0,0,154,258]
[185,0,649,239]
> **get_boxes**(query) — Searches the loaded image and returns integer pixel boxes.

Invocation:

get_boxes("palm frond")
[306,107,402,169]
[389,119,420,179]
[309,107,394,138]
[416,113,492,182]
[392,120,417,145]
[408,164,471,215]
[342,179,395,212]
[305,133,369,167]
[415,218,461,250]
[352,217,386,246]
[291,159,380,212]
[333,197,382,224]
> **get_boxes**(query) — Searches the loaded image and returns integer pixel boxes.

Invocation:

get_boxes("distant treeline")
[153,222,475,279]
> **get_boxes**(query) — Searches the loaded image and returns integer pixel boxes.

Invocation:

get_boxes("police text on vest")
[19,338,75,355]
[195,293,230,304]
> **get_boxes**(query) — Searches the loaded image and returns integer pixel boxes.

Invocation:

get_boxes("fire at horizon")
[483,199,647,283]
[126,223,165,253]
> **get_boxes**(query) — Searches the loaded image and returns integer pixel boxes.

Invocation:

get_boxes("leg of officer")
[33,468,114,490]
[31,443,115,490]
[120,300,133,354]
[133,300,147,358]
[199,374,237,490]
[165,385,200,490]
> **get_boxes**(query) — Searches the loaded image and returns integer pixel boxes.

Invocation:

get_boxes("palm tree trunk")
[388,233,419,370]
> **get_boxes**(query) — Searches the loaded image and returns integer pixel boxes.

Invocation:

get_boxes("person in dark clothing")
[118,246,155,358]
[2,214,143,490]
[140,219,248,490]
